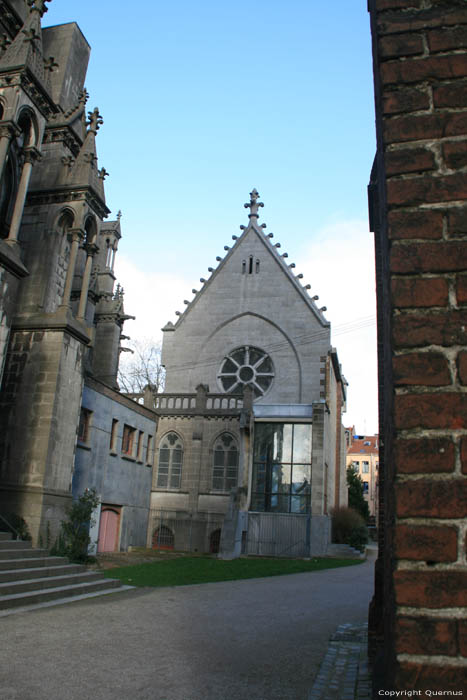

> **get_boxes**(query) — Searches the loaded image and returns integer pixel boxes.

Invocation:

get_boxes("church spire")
[244,188,264,222]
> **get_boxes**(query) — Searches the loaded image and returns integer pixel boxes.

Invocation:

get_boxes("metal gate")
[246,512,310,557]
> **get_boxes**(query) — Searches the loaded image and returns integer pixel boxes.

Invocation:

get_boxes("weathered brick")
[395,478,467,518]
[396,661,467,692]
[383,86,430,115]
[388,209,443,240]
[394,393,467,429]
[443,140,467,170]
[384,113,467,144]
[386,147,436,176]
[458,350,467,385]
[395,524,458,562]
[391,277,448,307]
[375,0,422,9]
[379,33,424,59]
[393,351,451,385]
[394,436,455,474]
[395,616,458,655]
[447,206,467,237]
[428,25,467,53]
[462,436,467,475]
[387,173,467,207]
[381,54,467,86]
[457,275,467,303]
[433,80,467,108]
[390,241,467,273]
[459,619,467,657]
[393,310,467,347]
[394,570,467,607]
[378,9,467,37]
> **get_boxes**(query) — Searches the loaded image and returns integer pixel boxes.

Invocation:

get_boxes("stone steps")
[326,543,365,558]
[0,555,70,571]
[0,531,130,613]
[0,563,85,583]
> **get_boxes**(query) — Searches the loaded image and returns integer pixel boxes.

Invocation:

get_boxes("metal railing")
[148,510,225,554]
[0,514,20,540]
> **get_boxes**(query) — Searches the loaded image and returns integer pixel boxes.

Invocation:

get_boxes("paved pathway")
[1,553,375,700]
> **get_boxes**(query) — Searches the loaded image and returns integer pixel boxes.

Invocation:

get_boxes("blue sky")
[44,1,378,433]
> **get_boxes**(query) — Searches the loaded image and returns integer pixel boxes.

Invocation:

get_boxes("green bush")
[347,466,370,522]
[51,488,99,563]
[331,506,368,552]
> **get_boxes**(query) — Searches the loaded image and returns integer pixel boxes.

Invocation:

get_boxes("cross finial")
[244,188,264,220]
[86,107,103,133]
[117,210,122,221]
[27,0,52,17]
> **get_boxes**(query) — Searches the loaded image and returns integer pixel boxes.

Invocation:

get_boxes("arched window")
[57,209,74,234]
[212,433,238,491]
[156,432,183,488]
[152,525,174,550]
[84,216,97,244]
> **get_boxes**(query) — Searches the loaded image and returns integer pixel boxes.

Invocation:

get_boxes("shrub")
[331,506,368,552]
[51,488,99,563]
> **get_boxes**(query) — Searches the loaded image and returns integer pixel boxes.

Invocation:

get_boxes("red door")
[97,507,120,553]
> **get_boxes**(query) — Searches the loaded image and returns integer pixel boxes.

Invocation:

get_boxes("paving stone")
[308,622,371,700]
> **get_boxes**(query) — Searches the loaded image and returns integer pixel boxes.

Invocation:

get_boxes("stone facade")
[150,191,348,557]
[0,0,147,545]
[368,0,467,691]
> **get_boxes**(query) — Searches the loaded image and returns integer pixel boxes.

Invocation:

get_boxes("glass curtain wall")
[251,423,312,513]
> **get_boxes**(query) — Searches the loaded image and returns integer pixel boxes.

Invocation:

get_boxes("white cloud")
[300,219,378,434]
[115,255,194,343]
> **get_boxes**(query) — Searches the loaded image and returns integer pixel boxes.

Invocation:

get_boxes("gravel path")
[1,553,375,700]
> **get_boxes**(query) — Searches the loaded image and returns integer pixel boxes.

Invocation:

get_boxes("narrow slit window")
[248,256,253,274]
[110,419,118,452]
[242,260,246,274]
[256,259,260,273]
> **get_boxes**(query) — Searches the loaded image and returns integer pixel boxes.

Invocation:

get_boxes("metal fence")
[149,510,225,554]
[246,512,310,557]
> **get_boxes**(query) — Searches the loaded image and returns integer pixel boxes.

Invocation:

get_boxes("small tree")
[347,465,370,522]
[52,488,99,563]
[118,338,165,394]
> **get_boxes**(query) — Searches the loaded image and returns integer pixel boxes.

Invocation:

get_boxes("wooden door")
[97,507,120,553]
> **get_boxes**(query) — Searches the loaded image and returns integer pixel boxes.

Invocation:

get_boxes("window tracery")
[218,346,274,397]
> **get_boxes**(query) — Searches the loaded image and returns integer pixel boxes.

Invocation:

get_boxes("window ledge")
[77,442,91,451]
[109,450,118,457]
[121,454,136,462]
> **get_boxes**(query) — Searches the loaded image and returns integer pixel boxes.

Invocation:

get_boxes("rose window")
[218,346,274,398]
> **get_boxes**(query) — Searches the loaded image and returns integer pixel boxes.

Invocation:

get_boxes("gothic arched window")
[212,433,238,491]
[156,432,183,489]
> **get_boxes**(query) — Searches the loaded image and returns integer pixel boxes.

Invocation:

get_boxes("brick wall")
[368,0,467,691]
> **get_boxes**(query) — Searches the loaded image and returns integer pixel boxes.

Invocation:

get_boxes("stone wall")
[368,0,467,691]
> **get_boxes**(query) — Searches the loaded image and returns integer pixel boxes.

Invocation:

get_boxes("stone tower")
[0,0,128,542]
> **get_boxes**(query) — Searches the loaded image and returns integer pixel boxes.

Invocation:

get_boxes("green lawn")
[103,556,363,588]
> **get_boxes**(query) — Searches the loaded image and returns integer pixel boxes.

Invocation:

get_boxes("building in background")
[345,429,379,518]
[147,190,348,557]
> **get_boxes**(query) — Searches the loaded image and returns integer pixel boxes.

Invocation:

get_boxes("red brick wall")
[368,0,467,691]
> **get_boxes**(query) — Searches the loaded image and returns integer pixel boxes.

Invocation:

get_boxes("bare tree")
[118,338,165,394]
